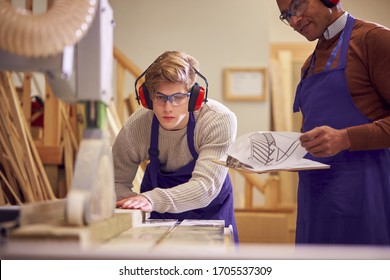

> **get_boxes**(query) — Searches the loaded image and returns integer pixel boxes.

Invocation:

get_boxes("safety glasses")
[279,0,309,25]
[151,92,190,107]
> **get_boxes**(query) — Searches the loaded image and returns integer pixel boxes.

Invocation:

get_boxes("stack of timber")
[0,72,56,205]
[33,81,81,198]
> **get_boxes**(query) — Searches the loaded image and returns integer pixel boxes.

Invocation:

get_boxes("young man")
[112,51,238,242]
[276,0,390,245]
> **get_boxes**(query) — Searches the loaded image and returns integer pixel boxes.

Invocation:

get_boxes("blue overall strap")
[148,115,160,187]
[324,31,344,71]
[186,112,198,160]
[337,14,355,67]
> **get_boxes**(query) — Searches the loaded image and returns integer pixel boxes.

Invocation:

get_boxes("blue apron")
[141,113,239,243]
[293,14,390,245]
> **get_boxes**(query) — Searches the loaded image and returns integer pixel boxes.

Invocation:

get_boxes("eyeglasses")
[279,0,309,25]
[151,92,190,107]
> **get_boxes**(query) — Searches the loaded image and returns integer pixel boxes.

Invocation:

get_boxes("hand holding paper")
[214,131,330,173]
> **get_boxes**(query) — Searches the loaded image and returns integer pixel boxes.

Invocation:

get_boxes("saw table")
[0,205,235,259]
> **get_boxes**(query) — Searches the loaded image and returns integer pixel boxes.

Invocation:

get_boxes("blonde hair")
[144,51,200,94]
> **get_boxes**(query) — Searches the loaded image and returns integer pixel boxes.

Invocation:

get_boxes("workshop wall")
[109,0,390,138]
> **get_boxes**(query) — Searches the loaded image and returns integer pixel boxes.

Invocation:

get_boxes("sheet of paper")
[215,131,330,173]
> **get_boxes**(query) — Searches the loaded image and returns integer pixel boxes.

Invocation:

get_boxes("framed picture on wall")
[223,67,267,101]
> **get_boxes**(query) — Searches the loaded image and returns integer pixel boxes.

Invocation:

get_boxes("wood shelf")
[34,141,64,165]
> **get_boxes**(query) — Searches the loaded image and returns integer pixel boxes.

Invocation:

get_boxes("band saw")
[0,0,142,246]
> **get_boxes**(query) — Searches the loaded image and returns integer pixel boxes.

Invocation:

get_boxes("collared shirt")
[323,12,349,40]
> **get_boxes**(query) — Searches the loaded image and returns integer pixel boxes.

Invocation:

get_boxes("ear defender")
[135,67,209,111]
[320,0,340,8]
[188,83,205,112]
[138,83,153,109]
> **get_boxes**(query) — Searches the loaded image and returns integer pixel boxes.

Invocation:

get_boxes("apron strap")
[187,112,198,160]
[148,115,160,187]
[147,112,198,187]
[338,14,355,67]
[324,33,344,71]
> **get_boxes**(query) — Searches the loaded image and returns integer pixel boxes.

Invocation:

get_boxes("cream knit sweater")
[112,99,237,214]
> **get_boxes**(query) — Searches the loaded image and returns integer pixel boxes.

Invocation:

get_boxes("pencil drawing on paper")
[217,131,330,173]
[249,132,301,166]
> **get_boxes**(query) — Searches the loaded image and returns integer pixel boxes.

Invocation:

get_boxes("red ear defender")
[138,83,153,109]
[194,86,205,111]
[188,83,205,112]
[191,68,209,111]
[321,0,340,8]
[134,66,152,109]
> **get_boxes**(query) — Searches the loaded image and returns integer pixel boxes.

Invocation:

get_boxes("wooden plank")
[0,134,25,203]
[30,127,43,140]
[0,180,6,205]
[244,180,252,209]
[238,171,266,193]
[44,165,59,198]
[34,143,63,165]
[57,172,67,199]
[61,104,78,151]
[22,73,32,127]
[270,42,315,62]
[9,209,143,249]
[264,175,280,209]
[63,122,73,193]
[0,73,55,202]
[75,104,86,143]
[235,211,290,243]
[8,125,37,200]
[113,47,143,78]
[68,104,81,146]
[43,80,61,146]
[0,170,23,205]
[23,110,57,200]
[0,77,32,202]
[1,199,66,226]
[125,95,141,116]
[116,63,125,124]
[2,73,40,202]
